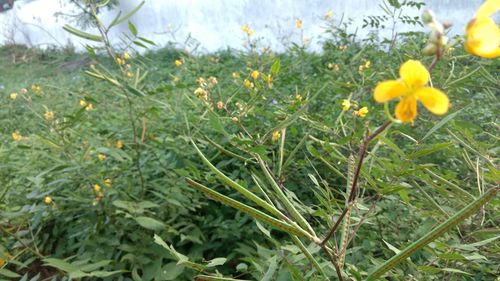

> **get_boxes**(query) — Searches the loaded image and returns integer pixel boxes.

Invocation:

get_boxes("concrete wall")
[0,0,487,52]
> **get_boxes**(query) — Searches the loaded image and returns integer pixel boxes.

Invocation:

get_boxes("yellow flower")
[98,153,106,161]
[465,0,500,59]
[251,70,260,79]
[94,184,101,193]
[231,116,239,122]
[85,103,93,111]
[44,111,54,121]
[327,63,339,71]
[295,19,303,29]
[126,71,133,78]
[104,179,112,187]
[116,57,125,65]
[272,131,281,142]
[194,87,208,100]
[232,72,240,78]
[341,99,351,111]
[12,132,25,141]
[10,92,17,100]
[175,59,183,67]
[208,76,218,87]
[123,52,130,60]
[374,60,449,123]
[79,100,87,107]
[44,196,53,205]
[243,79,254,89]
[295,94,303,102]
[242,25,254,36]
[216,101,224,109]
[31,84,42,95]
[355,106,369,118]
[115,140,124,149]
[325,11,334,20]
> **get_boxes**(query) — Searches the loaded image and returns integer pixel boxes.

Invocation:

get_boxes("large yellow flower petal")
[373,80,407,103]
[395,95,417,123]
[399,60,429,88]
[476,0,500,18]
[416,87,449,115]
[465,17,500,59]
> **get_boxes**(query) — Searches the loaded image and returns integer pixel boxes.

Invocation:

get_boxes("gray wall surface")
[0,0,489,52]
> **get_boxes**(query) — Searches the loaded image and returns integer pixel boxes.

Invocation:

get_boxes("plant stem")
[320,121,391,246]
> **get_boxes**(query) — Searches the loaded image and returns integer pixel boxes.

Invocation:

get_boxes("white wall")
[0,0,487,52]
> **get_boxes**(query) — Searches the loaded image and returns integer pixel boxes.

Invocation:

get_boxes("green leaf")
[128,21,138,36]
[194,275,251,281]
[366,187,498,280]
[134,216,165,231]
[270,59,281,75]
[206,258,227,267]
[186,178,311,238]
[191,140,286,220]
[63,25,103,42]
[261,256,278,281]
[421,108,464,141]
[108,1,145,28]
[43,258,80,273]
[0,268,21,278]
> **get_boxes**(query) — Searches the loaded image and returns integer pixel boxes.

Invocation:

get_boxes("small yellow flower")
[31,84,42,95]
[243,79,254,89]
[116,57,125,65]
[295,94,303,102]
[175,59,183,67]
[85,103,93,111]
[208,76,218,87]
[327,63,339,71]
[12,132,25,141]
[374,60,449,123]
[44,196,53,205]
[123,52,130,60]
[94,184,101,193]
[342,99,351,111]
[251,70,260,80]
[197,77,207,87]
[10,92,17,100]
[115,140,124,149]
[194,87,209,100]
[325,11,334,20]
[465,0,500,59]
[339,45,348,52]
[79,100,87,107]
[126,71,133,78]
[216,101,224,109]
[104,179,112,187]
[242,25,254,36]
[272,131,281,142]
[44,111,54,121]
[355,106,369,118]
[98,153,106,161]
[232,72,240,78]
[295,19,303,29]
[231,116,239,122]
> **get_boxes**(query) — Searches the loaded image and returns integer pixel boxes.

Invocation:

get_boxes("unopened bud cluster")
[422,10,451,56]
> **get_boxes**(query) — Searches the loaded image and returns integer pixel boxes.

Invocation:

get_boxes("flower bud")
[422,44,438,56]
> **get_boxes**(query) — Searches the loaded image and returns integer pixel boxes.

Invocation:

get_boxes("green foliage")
[0,1,499,280]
